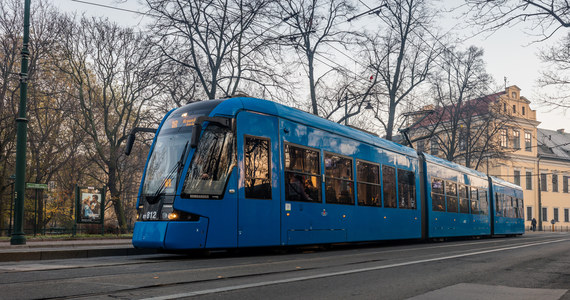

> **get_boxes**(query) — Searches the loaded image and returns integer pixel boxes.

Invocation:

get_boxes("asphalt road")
[1,232,569,300]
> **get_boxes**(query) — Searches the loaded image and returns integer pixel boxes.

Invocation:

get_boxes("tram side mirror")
[125,133,136,156]
[125,127,156,156]
[191,123,202,148]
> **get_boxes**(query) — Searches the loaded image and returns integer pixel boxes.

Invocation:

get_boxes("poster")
[76,186,105,224]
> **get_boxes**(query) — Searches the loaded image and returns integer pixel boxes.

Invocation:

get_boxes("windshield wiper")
[149,141,190,203]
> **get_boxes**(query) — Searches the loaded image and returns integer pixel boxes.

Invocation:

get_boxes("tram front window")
[182,125,236,198]
[142,129,192,197]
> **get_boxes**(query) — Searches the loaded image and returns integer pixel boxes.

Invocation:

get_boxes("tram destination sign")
[26,183,48,189]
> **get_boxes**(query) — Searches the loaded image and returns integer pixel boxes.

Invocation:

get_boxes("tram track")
[6,234,567,299]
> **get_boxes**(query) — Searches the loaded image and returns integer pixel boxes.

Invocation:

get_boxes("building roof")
[412,91,505,128]
[537,128,570,161]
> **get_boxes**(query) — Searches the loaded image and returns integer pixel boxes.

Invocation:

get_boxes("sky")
[52,0,568,132]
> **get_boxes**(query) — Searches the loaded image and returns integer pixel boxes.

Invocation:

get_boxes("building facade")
[411,86,570,230]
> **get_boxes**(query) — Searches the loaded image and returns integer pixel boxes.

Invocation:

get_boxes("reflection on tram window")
[357,161,381,207]
[244,136,271,199]
[383,165,397,208]
[284,144,321,203]
[325,153,354,205]
[397,169,416,209]
[459,184,470,214]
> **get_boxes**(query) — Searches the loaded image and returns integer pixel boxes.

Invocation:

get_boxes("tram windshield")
[182,125,235,199]
[141,128,193,197]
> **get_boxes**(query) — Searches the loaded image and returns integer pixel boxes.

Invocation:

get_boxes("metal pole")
[34,189,38,237]
[11,0,31,245]
[537,156,543,231]
[8,178,15,237]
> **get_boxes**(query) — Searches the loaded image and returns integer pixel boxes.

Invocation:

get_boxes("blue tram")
[128,97,524,250]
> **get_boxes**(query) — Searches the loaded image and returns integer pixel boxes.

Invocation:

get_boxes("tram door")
[236,111,281,247]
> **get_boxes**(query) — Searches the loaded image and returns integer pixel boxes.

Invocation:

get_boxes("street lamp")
[11,0,31,245]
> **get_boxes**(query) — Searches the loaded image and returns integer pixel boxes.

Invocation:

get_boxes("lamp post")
[11,0,31,245]
[8,175,15,237]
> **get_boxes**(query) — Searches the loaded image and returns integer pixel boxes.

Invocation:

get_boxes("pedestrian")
[531,218,537,231]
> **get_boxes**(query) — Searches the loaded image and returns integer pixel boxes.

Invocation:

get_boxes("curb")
[0,247,158,262]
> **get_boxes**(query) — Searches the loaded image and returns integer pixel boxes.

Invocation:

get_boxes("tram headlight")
[168,212,179,220]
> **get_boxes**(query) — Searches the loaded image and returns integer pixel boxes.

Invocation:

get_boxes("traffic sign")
[26,183,48,189]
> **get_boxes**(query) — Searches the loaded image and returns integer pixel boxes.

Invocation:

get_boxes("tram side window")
[431,178,445,212]
[495,193,502,217]
[459,184,469,213]
[244,137,271,199]
[357,161,381,207]
[470,187,479,214]
[325,153,354,205]
[383,166,398,208]
[284,144,321,203]
[446,181,458,213]
[397,169,416,209]
[479,189,488,215]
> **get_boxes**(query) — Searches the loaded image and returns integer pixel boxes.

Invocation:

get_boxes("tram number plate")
[143,211,158,220]
[142,203,160,221]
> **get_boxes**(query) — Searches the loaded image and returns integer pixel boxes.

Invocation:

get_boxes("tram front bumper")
[132,218,208,250]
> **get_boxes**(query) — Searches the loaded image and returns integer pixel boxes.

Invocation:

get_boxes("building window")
[500,129,508,148]
[512,92,517,98]
[564,176,569,193]
[356,161,381,207]
[459,139,466,151]
[514,170,521,186]
[284,144,321,203]
[527,206,532,221]
[430,138,439,155]
[553,174,558,192]
[525,132,532,151]
[522,106,526,115]
[503,103,507,112]
[325,153,354,205]
[542,207,548,222]
[526,171,532,190]
[554,208,559,222]
[541,173,548,191]
[244,136,271,199]
[512,130,520,149]
[417,140,425,152]
[512,105,516,113]
[565,209,569,222]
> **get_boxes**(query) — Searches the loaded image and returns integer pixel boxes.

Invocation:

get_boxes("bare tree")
[362,0,439,141]
[55,16,159,232]
[464,0,570,40]
[0,0,22,233]
[145,0,287,100]
[408,46,512,170]
[537,33,570,110]
[277,0,354,116]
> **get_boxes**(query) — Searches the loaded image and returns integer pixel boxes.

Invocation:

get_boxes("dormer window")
[512,92,517,98]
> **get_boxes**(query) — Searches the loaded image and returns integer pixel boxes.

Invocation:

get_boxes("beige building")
[412,86,570,230]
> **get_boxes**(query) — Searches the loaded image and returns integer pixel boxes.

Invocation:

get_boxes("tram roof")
[422,152,488,179]
[205,97,418,158]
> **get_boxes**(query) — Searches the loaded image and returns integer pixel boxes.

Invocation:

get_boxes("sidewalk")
[0,238,157,262]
